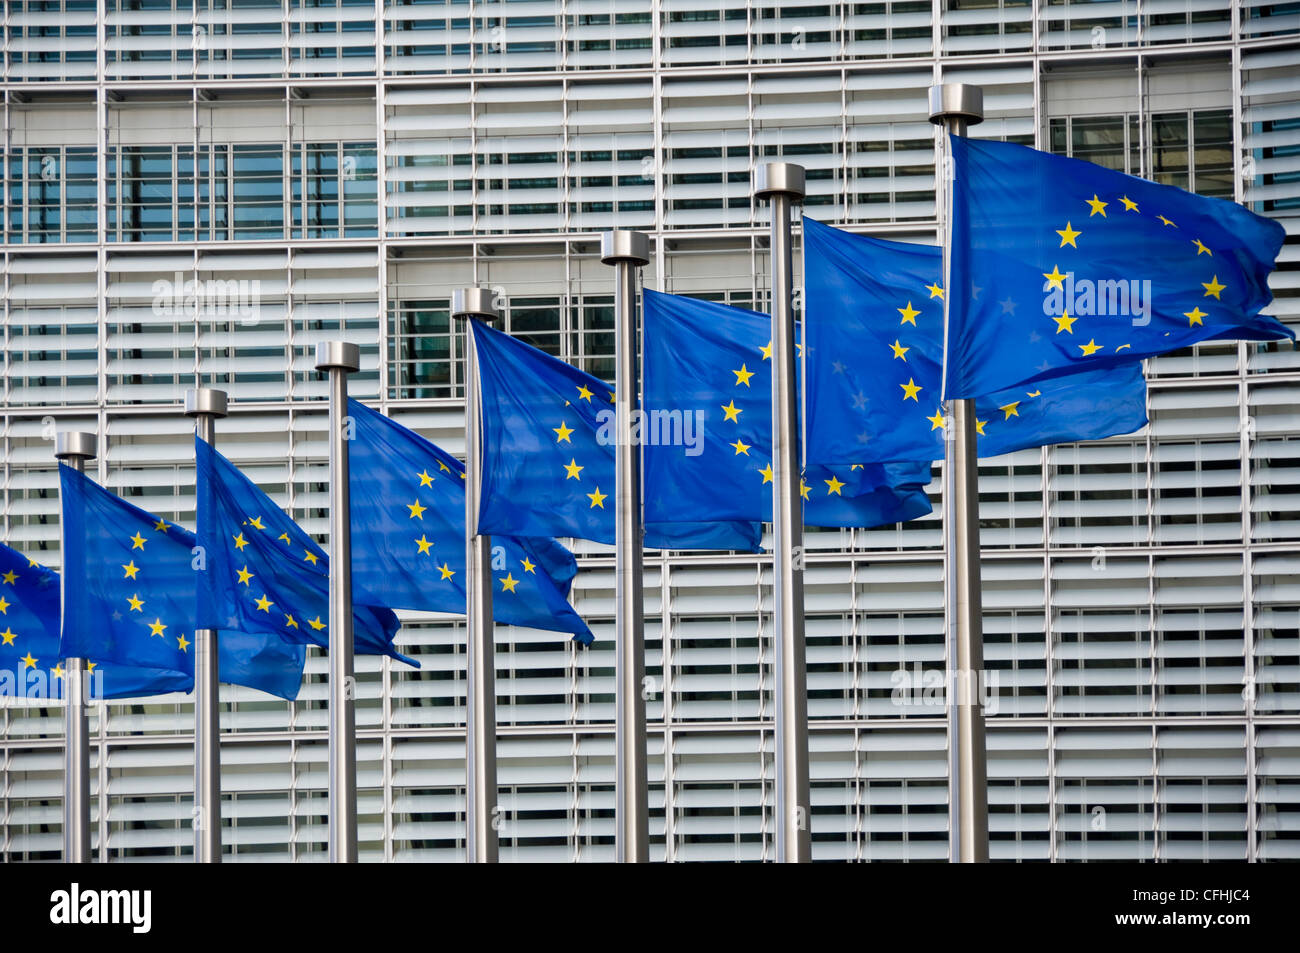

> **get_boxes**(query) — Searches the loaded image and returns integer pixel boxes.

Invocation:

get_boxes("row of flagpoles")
[43,75,1288,863]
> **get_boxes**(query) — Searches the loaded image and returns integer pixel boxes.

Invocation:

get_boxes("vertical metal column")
[186,387,228,863]
[315,341,360,863]
[929,82,990,864]
[56,431,97,864]
[600,230,651,863]
[452,288,501,864]
[754,163,812,863]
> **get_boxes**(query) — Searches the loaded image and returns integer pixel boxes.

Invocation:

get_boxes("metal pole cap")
[451,287,501,322]
[184,387,229,419]
[600,230,650,267]
[315,341,361,373]
[54,431,98,462]
[753,162,806,201]
[928,84,984,126]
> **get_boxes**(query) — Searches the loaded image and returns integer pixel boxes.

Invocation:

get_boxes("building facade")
[0,0,1298,861]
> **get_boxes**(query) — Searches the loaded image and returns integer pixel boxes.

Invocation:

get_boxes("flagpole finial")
[451,287,501,323]
[315,340,361,374]
[185,387,229,419]
[600,230,650,267]
[753,162,805,202]
[54,431,97,462]
[928,84,984,129]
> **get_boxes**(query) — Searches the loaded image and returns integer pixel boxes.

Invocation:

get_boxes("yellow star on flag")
[760,463,774,484]
[1000,402,1020,419]
[1078,339,1103,356]
[926,282,944,300]
[521,557,536,574]
[1120,196,1138,212]
[130,532,147,550]
[236,566,253,585]
[127,593,145,612]
[900,378,922,402]
[1158,215,1176,228]
[149,618,167,637]
[898,302,920,326]
[20,652,36,669]
[825,475,845,496]
[564,459,583,480]
[278,532,291,544]
[761,341,773,360]
[154,518,169,532]
[233,532,248,551]
[588,487,607,509]
[926,410,945,431]
[415,535,433,555]
[284,615,298,630]
[721,400,742,422]
[1192,238,1212,256]
[0,628,15,645]
[733,364,754,387]
[439,564,455,581]
[309,616,326,631]
[1185,307,1206,327]
[418,469,435,487]
[177,634,190,652]
[731,439,751,456]
[255,594,274,612]
[799,480,810,501]
[121,560,139,580]
[975,419,988,436]
[1053,313,1076,334]
[1085,194,1108,217]
[576,384,593,402]
[247,516,265,530]
[1056,222,1081,248]
[500,574,519,593]
[890,340,909,361]
[553,421,574,443]
[1042,265,1067,291]
[304,550,319,565]
[1,570,15,585]
[407,500,427,520]
[1202,276,1225,299]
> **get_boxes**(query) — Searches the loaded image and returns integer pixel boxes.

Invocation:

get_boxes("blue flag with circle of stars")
[945,134,1293,399]
[804,215,1150,466]
[470,318,761,551]
[346,399,594,645]
[642,289,934,529]
[194,438,414,667]
[57,465,306,701]
[0,539,197,701]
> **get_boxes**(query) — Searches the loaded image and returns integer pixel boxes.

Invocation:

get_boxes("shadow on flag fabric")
[946,134,1293,399]
[58,465,306,701]
[194,438,414,667]
[642,288,933,530]
[804,215,1150,466]
[0,540,195,702]
[469,318,760,551]
[346,399,594,645]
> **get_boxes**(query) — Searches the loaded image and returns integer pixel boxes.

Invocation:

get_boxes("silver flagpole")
[452,287,501,864]
[315,341,361,863]
[754,162,812,863]
[56,431,97,863]
[929,82,990,864]
[186,387,228,863]
[601,230,651,863]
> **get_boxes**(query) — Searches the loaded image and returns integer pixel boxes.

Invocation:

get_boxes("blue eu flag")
[195,438,413,667]
[642,289,933,530]
[58,465,306,700]
[470,319,760,551]
[347,399,594,644]
[946,134,1293,399]
[0,540,195,701]
[804,215,1149,466]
